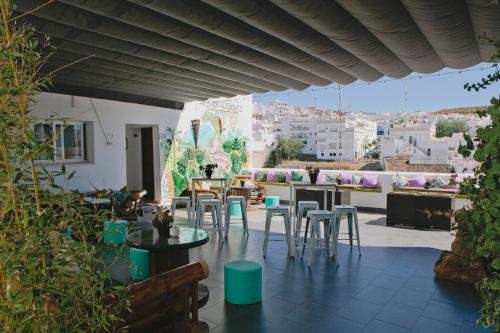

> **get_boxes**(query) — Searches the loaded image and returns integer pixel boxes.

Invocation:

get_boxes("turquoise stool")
[265,196,280,207]
[224,260,262,305]
[230,201,242,217]
[129,247,149,281]
[103,220,128,244]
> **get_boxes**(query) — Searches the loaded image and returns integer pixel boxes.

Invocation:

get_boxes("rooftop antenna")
[338,84,342,170]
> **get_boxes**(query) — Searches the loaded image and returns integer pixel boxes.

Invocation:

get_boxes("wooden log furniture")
[229,175,265,205]
[113,261,210,333]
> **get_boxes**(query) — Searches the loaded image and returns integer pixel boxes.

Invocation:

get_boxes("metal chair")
[302,210,338,267]
[225,196,249,237]
[295,201,320,245]
[334,205,361,256]
[198,199,224,238]
[170,196,193,227]
[263,205,294,258]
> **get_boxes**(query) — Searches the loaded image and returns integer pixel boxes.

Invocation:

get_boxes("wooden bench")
[110,261,210,333]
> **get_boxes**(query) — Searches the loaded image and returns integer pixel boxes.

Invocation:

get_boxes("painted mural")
[160,97,251,205]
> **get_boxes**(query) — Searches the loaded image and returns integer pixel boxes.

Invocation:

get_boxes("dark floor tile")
[362,320,410,333]
[390,288,433,310]
[460,320,494,333]
[370,274,407,291]
[404,276,439,293]
[306,314,366,333]
[423,300,477,326]
[267,318,309,333]
[355,285,396,305]
[376,302,422,328]
[412,317,461,333]
[432,280,482,309]
[211,318,274,333]
[337,299,383,324]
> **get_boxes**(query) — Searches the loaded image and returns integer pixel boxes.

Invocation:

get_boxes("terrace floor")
[113,207,492,333]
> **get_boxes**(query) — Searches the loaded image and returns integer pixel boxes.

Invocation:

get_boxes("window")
[333,153,336,156]
[34,121,90,162]
[321,153,324,156]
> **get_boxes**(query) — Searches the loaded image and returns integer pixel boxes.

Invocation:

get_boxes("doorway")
[125,124,160,202]
[141,127,154,200]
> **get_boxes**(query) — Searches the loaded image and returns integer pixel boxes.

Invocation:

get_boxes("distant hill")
[431,106,486,115]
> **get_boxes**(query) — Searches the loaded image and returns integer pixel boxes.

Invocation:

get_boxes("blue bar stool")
[129,247,149,281]
[103,220,128,245]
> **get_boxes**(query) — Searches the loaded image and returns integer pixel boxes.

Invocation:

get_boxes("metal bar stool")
[334,205,361,256]
[263,205,294,258]
[295,201,320,246]
[198,199,224,238]
[170,196,193,227]
[195,193,216,227]
[301,210,338,267]
[225,196,249,238]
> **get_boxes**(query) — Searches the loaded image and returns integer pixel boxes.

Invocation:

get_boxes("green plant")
[0,3,126,330]
[456,38,500,330]
[435,119,469,138]
[264,137,305,167]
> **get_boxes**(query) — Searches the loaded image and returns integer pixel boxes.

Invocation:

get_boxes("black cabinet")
[295,189,350,211]
[387,192,451,231]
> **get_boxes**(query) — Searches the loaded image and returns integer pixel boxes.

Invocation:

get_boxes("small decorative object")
[217,117,223,135]
[170,226,179,237]
[424,179,432,189]
[191,119,200,149]
[335,174,342,185]
[305,166,320,184]
[199,163,218,179]
[152,209,174,237]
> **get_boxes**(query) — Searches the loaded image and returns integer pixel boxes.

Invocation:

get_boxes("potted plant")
[199,163,218,179]
[306,166,320,184]
[152,209,174,237]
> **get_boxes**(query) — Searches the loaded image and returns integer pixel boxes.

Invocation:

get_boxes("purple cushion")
[285,171,292,182]
[267,170,277,183]
[408,174,426,187]
[362,174,379,188]
[340,173,352,184]
[317,172,326,183]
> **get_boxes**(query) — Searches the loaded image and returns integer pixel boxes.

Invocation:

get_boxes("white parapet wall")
[247,168,471,211]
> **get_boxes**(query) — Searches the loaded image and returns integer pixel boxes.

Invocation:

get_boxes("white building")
[379,122,467,166]
[316,119,377,160]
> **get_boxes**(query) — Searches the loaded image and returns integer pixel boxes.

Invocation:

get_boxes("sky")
[253,63,500,113]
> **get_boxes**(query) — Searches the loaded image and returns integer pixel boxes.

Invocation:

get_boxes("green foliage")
[458,46,500,328]
[435,119,469,138]
[0,3,126,330]
[265,137,305,167]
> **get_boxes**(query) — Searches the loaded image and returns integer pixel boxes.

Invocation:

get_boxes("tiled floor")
[114,207,492,333]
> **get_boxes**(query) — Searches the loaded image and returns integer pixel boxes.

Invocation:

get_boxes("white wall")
[31,92,181,201]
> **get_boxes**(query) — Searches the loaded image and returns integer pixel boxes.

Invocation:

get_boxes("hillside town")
[253,100,490,172]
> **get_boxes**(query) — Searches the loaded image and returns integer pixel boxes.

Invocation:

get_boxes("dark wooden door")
[141,127,154,200]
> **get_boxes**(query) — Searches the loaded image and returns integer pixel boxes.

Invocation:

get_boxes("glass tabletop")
[127,226,209,250]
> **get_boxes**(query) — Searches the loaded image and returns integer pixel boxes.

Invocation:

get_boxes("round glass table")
[127,226,210,307]
[127,226,209,275]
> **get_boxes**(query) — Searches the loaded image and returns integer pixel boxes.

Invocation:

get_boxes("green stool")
[129,247,149,281]
[103,220,128,245]
[265,196,280,207]
[230,201,243,217]
[224,260,262,305]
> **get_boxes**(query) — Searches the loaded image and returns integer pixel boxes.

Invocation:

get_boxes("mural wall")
[160,95,252,205]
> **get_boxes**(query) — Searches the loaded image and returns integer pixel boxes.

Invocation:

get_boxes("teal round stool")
[129,247,149,281]
[224,260,262,305]
[230,201,242,217]
[265,196,280,207]
[103,220,128,245]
